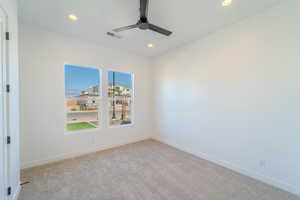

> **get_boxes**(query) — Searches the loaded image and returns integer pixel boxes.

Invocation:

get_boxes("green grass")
[67,122,96,131]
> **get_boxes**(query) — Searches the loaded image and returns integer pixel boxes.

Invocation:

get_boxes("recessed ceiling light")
[222,0,232,7]
[68,14,78,21]
[147,44,154,48]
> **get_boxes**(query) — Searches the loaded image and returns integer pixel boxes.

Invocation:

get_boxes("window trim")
[63,63,103,134]
[106,69,135,128]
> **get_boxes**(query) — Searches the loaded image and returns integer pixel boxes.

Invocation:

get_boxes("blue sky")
[65,65,100,92]
[65,65,132,96]
[108,71,132,87]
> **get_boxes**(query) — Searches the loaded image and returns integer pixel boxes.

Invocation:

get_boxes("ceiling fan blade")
[148,24,172,36]
[140,0,149,18]
[113,24,138,32]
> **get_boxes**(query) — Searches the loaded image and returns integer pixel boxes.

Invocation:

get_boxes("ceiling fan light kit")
[113,0,172,36]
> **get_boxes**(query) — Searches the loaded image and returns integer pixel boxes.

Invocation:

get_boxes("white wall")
[0,0,20,199]
[153,0,300,196]
[19,23,153,169]
[19,0,300,197]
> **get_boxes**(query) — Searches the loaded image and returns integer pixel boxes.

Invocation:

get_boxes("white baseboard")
[154,137,300,197]
[21,137,151,169]
[12,183,21,200]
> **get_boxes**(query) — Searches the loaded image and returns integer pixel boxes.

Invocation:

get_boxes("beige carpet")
[20,139,299,200]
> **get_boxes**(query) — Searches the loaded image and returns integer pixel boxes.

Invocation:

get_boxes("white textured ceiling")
[18,0,281,57]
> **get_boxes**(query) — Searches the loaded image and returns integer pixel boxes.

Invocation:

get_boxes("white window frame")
[106,69,135,128]
[63,63,103,135]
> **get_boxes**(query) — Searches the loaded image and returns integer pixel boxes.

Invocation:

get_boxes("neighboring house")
[66,99,78,112]
[84,85,99,96]
[76,94,98,110]
[67,85,99,111]
[108,83,131,97]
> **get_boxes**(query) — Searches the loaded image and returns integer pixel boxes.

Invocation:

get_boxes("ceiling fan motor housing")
[139,17,149,30]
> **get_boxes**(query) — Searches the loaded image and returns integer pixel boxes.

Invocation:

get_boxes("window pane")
[65,64,101,131]
[108,71,133,126]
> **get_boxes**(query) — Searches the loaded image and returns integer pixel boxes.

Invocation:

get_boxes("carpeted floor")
[20,139,299,200]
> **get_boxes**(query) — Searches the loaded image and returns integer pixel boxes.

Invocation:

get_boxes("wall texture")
[153,0,300,196]
[19,24,153,169]
[0,0,20,199]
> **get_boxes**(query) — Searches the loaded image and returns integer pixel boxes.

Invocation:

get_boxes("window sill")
[108,123,134,128]
[64,128,100,135]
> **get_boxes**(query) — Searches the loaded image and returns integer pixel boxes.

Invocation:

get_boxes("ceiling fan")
[112,0,172,36]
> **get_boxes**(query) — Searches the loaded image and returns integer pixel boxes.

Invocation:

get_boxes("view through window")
[65,64,101,131]
[108,71,133,126]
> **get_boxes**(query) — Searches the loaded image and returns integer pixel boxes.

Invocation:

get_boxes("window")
[64,64,101,131]
[108,71,133,126]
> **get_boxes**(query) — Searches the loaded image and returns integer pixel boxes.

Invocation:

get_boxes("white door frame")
[0,6,9,200]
